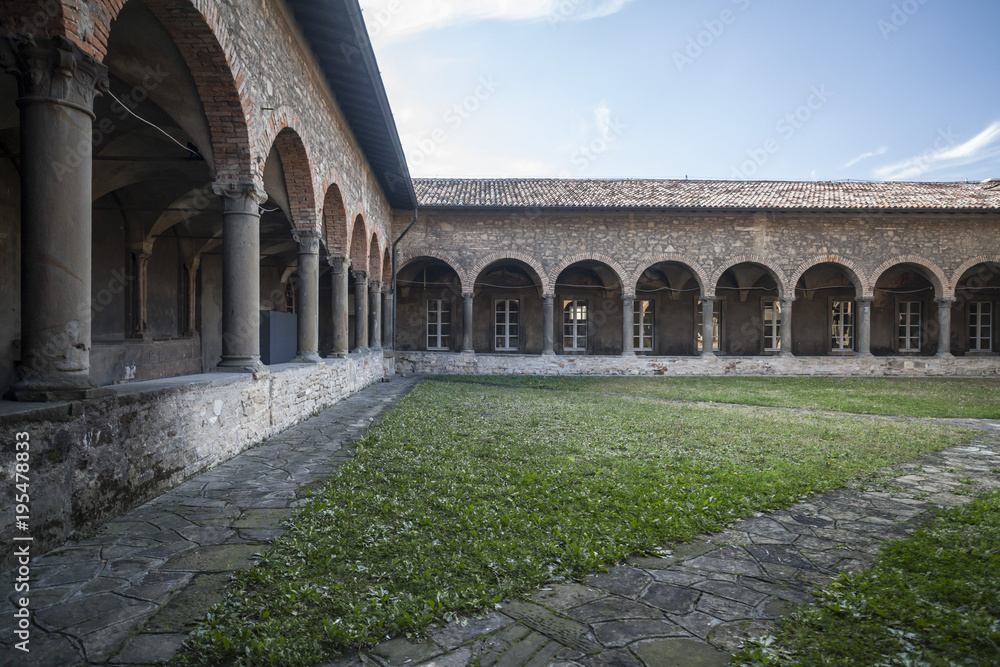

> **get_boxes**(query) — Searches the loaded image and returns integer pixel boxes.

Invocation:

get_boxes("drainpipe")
[392,209,419,351]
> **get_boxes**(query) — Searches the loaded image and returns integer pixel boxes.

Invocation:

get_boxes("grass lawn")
[175,380,975,666]
[435,375,1000,419]
[735,490,1000,666]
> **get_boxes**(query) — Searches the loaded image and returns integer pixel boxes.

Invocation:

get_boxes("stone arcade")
[1,0,999,558]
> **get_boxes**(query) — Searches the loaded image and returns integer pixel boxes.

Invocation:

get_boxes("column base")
[214,356,266,373]
[327,352,349,360]
[459,350,476,356]
[935,352,955,359]
[292,353,324,364]
[701,352,717,359]
[778,351,794,358]
[622,352,637,358]
[351,347,369,354]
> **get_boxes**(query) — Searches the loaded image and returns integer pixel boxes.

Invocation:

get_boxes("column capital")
[700,295,718,302]
[351,269,369,282]
[292,229,322,254]
[3,36,109,116]
[936,297,958,306]
[856,296,874,304]
[622,293,636,302]
[328,255,350,273]
[462,292,475,301]
[543,293,557,301]
[382,285,394,295]
[780,296,797,304]
[212,183,267,214]
[369,280,383,294]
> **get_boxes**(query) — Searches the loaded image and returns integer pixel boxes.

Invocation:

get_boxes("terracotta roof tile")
[413,178,1000,211]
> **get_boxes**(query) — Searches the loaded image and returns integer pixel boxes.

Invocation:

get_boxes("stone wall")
[0,350,392,565]
[396,351,1000,378]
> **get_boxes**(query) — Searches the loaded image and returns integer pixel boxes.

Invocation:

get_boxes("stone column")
[131,245,152,340]
[328,256,350,358]
[622,294,636,356]
[369,280,383,351]
[779,297,795,357]
[7,38,109,401]
[351,270,368,353]
[461,292,475,353]
[542,294,556,356]
[701,297,717,358]
[857,297,874,356]
[292,229,322,363]
[185,258,200,337]
[382,288,394,350]
[936,298,956,358]
[213,183,267,371]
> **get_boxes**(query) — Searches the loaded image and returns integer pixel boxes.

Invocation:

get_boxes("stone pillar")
[857,297,874,356]
[701,297,717,358]
[131,245,152,340]
[936,298,956,358]
[328,256,350,358]
[461,292,475,353]
[622,294,636,356]
[369,280,383,351]
[292,229,322,363]
[351,270,368,353]
[213,183,267,371]
[185,259,200,337]
[7,38,109,401]
[779,297,795,357]
[542,294,556,356]
[382,288,394,350]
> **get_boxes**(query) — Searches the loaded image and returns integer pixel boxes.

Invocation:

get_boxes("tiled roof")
[413,179,1000,211]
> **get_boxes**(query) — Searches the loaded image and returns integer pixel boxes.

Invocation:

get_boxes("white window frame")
[898,300,922,353]
[495,299,520,352]
[427,299,451,351]
[969,302,993,352]
[696,299,722,352]
[634,300,654,352]
[763,299,782,353]
[563,300,588,353]
[831,300,855,353]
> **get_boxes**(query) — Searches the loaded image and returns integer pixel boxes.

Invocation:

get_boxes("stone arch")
[348,215,368,273]
[790,255,868,298]
[92,0,255,185]
[950,255,1000,297]
[627,253,710,297]
[321,182,349,257]
[709,255,788,299]
[397,250,471,292]
[552,253,627,294]
[871,256,947,299]
[266,125,317,231]
[471,252,547,294]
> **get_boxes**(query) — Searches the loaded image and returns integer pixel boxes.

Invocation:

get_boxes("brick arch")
[1,2,67,41]
[871,256,947,299]
[470,252,547,293]
[709,255,788,299]
[321,183,349,257]
[790,255,869,298]
[397,250,471,292]
[266,124,317,231]
[368,232,382,284]
[382,247,392,285]
[951,255,1000,297]
[628,253,710,296]
[348,215,368,273]
[90,0,255,185]
[552,253,628,294]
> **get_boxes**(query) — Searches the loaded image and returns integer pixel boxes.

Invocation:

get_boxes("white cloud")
[874,121,1000,181]
[843,146,888,169]
[359,0,635,45]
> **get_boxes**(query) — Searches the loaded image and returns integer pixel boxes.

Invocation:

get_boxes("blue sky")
[358,0,1000,182]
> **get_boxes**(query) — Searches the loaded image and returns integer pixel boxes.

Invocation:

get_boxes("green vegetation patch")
[736,490,1000,666]
[176,380,973,666]
[435,375,1000,419]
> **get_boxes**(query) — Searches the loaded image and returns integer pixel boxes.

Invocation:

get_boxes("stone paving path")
[1,376,421,667]
[3,380,999,667]
[327,435,1000,667]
